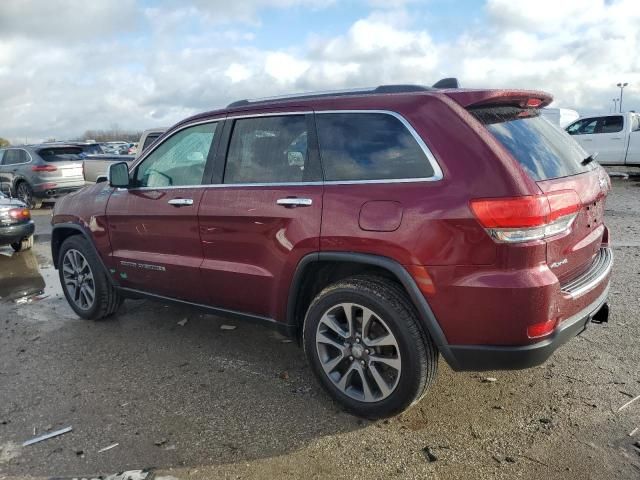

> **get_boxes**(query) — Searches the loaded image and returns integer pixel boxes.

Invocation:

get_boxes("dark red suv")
[51,82,612,418]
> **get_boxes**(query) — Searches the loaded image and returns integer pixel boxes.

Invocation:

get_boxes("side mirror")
[109,162,130,188]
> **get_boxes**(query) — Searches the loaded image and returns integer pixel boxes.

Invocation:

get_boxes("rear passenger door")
[198,111,323,320]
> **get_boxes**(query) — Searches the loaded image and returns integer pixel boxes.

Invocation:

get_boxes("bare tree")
[0,137,10,147]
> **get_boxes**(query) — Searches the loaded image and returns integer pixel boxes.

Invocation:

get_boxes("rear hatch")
[469,104,610,281]
[36,146,84,179]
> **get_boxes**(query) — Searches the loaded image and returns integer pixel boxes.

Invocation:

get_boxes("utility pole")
[617,82,628,112]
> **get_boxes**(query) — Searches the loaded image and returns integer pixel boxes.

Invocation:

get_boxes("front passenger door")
[106,120,221,303]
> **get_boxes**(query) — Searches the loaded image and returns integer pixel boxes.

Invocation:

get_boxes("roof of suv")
[172,79,553,131]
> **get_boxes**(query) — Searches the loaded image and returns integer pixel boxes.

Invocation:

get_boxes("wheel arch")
[51,224,117,286]
[287,252,459,369]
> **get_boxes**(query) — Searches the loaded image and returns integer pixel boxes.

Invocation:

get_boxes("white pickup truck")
[566,112,640,165]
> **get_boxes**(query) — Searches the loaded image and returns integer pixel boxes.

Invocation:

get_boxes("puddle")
[0,248,63,304]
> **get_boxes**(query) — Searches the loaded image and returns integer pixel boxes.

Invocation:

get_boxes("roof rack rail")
[225,83,448,108]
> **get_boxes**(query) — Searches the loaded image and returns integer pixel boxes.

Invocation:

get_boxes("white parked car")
[566,112,640,166]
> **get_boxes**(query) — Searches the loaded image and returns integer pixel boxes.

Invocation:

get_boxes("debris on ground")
[22,426,72,446]
[539,418,552,424]
[98,442,120,453]
[481,377,497,383]
[422,446,438,462]
[154,438,167,446]
[279,371,289,380]
[617,393,640,412]
[177,318,188,327]
[220,324,237,330]
[103,470,151,480]
[75,448,84,456]
[629,427,639,437]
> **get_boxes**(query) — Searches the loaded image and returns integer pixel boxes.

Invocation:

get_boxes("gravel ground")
[0,175,639,480]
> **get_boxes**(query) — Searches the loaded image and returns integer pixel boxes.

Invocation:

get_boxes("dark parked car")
[50,81,612,418]
[0,144,85,208]
[0,192,34,251]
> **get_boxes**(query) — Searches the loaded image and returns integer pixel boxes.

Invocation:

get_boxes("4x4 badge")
[550,258,568,269]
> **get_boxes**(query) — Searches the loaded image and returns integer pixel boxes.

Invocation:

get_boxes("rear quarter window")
[315,112,435,182]
[471,106,595,181]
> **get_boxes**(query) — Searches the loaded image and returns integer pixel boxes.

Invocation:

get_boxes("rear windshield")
[78,144,103,154]
[38,147,83,162]
[471,106,595,181]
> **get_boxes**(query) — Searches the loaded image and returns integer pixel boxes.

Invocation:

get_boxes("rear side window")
[315,112,434,182]
[472,106,595,181]
[224,115,321,184]
[38,147,83,162]
[600,116,623,133]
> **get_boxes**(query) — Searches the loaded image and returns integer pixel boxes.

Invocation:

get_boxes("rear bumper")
[0,221,35,245]
[447,284,610,371]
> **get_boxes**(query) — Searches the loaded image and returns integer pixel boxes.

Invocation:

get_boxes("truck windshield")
[470,106,596,181]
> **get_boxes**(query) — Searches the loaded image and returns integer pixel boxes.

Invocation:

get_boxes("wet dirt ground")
[1,175,639,480]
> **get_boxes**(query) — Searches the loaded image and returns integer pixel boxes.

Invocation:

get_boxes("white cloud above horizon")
[0,0,639,143]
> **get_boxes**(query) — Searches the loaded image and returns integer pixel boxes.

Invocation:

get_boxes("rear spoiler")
[443,89,553,109]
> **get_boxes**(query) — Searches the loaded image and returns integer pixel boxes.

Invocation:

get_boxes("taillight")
[31,164,57,172]
[470,190,581,243]
[8,208,31,220]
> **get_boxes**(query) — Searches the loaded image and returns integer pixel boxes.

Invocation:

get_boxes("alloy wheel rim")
[17,184,31,206]
[315,302,401,403]
[62,249,96,310]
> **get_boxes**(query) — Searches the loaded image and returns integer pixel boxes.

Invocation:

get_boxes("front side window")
[315,112,434,182]
[224,115,319,184]
[134,123,217,188]
[566,118,599,135]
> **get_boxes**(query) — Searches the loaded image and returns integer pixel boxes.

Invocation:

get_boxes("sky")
[0,0,639,144]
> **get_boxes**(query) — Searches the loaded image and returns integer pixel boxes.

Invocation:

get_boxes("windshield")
[471,106,596,181]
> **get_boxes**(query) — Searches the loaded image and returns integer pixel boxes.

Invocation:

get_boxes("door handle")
[276,198,313,208]
[168,198,194,207]
[611,137,622,140]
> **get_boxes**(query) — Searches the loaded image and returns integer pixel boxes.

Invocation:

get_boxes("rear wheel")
[303,275,438,418]
[15,182,42,209]
[11,235,33,252]
[58,235,122,319]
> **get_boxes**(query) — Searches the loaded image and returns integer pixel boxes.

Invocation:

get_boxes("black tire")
[15,182,40,209]
[58,235,122,320]
[11,235,33,252]
[303,275,438,419]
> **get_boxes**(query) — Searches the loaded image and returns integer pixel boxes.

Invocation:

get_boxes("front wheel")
[303,275,438,419]
[58,235,122,320]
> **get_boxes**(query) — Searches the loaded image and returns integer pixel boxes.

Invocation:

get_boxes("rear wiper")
[581,155,596,165]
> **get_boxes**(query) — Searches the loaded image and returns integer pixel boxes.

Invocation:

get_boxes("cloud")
[0,0,638,144]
